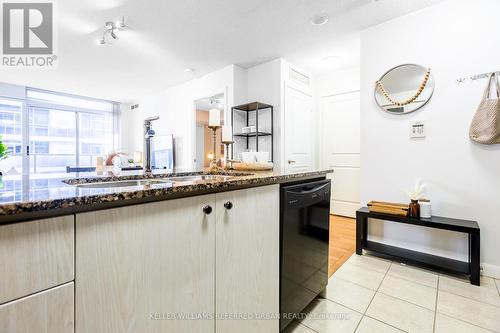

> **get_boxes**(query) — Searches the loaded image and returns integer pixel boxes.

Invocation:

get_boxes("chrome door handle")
[288,160,297,164]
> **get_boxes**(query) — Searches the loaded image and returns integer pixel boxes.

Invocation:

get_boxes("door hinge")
[26,145,30,156]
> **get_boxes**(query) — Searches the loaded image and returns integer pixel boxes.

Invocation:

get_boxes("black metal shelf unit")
[231,102,273,161]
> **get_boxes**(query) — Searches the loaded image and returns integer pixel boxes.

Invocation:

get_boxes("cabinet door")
[76,195,216,333]
[0,282,74,333]
[215,185,280,333]
[0,215,74,304]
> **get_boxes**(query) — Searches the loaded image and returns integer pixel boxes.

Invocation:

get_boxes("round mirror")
[375,64,434,114]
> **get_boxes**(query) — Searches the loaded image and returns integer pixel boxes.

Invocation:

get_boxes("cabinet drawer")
[0,282,74,333]
[0,216,74,304]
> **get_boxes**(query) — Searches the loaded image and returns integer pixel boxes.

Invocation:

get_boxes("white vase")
[420,200,432,218]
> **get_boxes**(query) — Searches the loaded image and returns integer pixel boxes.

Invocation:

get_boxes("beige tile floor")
[285,253,500,333]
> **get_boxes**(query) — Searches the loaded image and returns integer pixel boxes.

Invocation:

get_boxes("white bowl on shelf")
[255,152,269,163]
[241,152,256,163]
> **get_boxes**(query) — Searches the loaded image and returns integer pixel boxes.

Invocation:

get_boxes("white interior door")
[284,85,313,172]
[321,91,361,217]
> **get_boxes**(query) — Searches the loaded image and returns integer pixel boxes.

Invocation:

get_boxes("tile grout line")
[297,321,320,333]
[436,287,500,309]
[330,275,379,292]
[337,256,499,333]
[373,263,438,313]
[375,290,436,312]
[352,260,394,333]
[304,257,392,333]
[437,312,498,333]
[363,315,408,333]
[385,265,439,289]
[298,297,363,332]
[432,274,440,333]
[295,300,320,332]
[389,269,500,309]
[383,273,438,290]
[320,296,364,316]
[436,290,500,332]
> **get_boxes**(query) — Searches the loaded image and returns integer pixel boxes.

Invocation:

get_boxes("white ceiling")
[0,0,445,103]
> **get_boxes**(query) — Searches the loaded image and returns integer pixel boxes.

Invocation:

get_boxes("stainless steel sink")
[168,175,233,183]
[70,174,241,189]
[74,179,173,189]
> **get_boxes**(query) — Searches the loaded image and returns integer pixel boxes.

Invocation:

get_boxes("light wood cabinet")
[75,185,280,333]
[75,195,216,333]
[215,185,280,333]
[0,216,74,304]
[0,282,74,333]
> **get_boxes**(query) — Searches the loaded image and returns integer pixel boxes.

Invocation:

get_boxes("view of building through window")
[0,100,23,173]
[0,90,116,174]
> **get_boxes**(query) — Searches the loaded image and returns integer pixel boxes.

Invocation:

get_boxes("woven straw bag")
[469,73,500,144]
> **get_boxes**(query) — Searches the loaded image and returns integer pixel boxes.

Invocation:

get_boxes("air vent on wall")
[289,68,311,88]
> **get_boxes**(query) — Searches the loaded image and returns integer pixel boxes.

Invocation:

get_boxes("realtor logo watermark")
[1,1,57,67]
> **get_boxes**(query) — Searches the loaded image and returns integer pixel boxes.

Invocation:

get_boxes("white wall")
[122,65,247,171]
[247,58,284,169]
[360,0,500,277]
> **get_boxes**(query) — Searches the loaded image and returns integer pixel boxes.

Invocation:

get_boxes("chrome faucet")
[143,116,160,173]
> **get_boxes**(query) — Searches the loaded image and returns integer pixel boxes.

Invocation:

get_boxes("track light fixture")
[97,16,128,45]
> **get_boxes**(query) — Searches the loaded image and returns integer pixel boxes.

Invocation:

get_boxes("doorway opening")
[194,93,225,170]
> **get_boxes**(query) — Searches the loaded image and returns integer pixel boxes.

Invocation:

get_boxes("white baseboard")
[331,200,360,218]
[481,262,500,279]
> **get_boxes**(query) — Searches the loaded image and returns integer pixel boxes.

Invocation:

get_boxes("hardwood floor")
[328,215,356,277]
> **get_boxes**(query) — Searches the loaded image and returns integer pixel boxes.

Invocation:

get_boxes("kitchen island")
[0,169,332,333]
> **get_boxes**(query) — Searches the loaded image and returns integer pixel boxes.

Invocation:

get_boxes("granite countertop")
[0,168,333,224]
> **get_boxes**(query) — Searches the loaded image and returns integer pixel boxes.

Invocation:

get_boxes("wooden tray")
[367,201,409,216]
[231,162,273,171]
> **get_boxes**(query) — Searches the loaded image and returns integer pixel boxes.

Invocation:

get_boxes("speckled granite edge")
[0,170,332,222]
[62,171,253,185]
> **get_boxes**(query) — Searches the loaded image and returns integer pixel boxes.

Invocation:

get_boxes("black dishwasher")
[280,179,331,331]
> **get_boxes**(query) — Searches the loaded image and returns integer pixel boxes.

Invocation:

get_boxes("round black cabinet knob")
[224,201,233,210]
[203,205,212,215]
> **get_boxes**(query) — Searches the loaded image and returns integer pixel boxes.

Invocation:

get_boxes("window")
[27,90,116,174]
[0,88,118,174]
[79,112,113,168]
[0,99,23,172]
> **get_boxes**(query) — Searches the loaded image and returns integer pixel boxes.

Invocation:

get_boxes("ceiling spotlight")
[98,17,128,45]
[184,68,194,73]
[311,14,329,26]
[116,16,127,29]
[105,21,115,30]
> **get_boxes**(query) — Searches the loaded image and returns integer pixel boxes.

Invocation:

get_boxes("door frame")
[191,87,228,170]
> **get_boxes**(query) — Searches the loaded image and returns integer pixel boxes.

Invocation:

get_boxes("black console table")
[356,207,480,286]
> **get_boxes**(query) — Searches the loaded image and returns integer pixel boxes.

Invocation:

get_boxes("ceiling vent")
[289,68,311,88]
